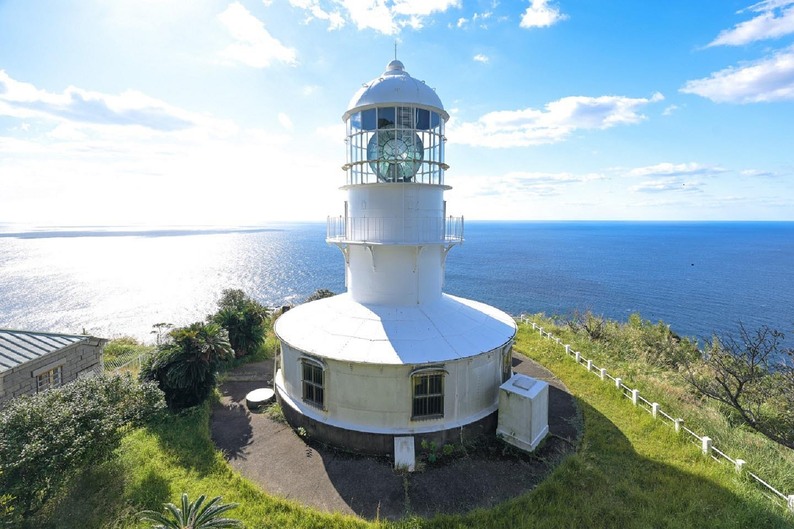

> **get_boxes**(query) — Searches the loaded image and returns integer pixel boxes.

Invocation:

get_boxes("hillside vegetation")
[16,314,794,529]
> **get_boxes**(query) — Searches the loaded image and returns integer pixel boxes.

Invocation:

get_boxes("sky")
[1,0,793,225]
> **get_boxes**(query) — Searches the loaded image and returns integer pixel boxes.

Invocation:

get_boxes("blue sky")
[1,0,793,225]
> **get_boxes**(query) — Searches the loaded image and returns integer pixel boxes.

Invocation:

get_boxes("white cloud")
[519,0,568,29]
[627,162,726,178]
[630,178,702,193]
[218,2,297,68]
[473,54,489,63]
[709,0,794,47]
[662,104,679,116]
[448,92,664,148]
[340,0,398,34]
[0,70,195,131]
[0,73,339,226]
[392,0,460,17]
[680,46,794,103]
[289,0,459,34]
[278,112,294,130]
[289,0,346,29]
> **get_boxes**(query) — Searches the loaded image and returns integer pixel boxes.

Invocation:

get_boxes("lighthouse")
[274,60,517,454]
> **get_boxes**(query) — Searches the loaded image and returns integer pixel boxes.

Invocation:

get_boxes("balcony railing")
[327,215,464,245]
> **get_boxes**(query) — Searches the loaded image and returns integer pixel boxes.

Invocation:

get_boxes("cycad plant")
[139,493,242,529]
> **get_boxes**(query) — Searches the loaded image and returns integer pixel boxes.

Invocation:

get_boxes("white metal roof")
[0,329,89,373]
[274,293,517,365]
[343,60,449,121]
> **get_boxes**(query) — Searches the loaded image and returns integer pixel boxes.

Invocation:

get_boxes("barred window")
[36,366,63,393]
[301,359,324,409]
[412,371,444,420]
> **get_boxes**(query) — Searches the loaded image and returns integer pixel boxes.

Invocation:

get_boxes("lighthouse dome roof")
[343,60,448,121]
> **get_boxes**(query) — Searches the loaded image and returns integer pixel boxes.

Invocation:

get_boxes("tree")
[141,322,234,410]
[210,289,268,358]
[139,493,242,529]
[684,323,794,449]
[305,288,335,303]
[0,375,164,517]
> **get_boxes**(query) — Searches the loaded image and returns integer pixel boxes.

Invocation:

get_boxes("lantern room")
[343,60,448,185]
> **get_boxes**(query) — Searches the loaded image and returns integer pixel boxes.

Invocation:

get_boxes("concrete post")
[701,436,712,455]
[531,322,536,330]
[564,344,570,355]
[538,326,543,336]
[674,418,683,433]
[615,377,622,390]
[631,389,639,406]
[787,495,794,513]
[599,368,606,380]
[734,459,745,473]
[651,402,659,418]
[586,359,592,372]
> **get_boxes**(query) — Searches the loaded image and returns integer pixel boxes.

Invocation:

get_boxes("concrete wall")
[0,338,105,408]
[277,339,511,440]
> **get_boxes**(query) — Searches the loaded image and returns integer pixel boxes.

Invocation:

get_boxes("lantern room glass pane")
[362,108,376,130]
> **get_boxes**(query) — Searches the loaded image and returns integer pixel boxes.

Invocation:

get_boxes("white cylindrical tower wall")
[346,244,444,305]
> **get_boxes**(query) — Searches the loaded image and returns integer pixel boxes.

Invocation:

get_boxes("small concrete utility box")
[497,374,549,452]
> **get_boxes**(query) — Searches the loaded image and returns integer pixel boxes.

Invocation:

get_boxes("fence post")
[631,389,639,406]
[575,351,581,363]
[586,359,592,372]
[538,326,543,336]
[615,377,622,390]
[564,344,570,355]
[599,368,606,380]
[674,418,684,433]
[788,495,794,513]
[701,436,712,456]
[734,459,745,473]
[651,402,659,419]
[531,322,536,330]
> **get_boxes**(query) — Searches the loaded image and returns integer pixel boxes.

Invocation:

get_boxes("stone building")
[0,329,106,407]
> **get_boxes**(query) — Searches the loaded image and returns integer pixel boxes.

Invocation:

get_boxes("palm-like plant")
[139,493,242,529]
[140,322,234,410]
[211,289,268,358]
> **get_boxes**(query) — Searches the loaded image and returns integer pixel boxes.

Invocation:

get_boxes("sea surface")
[0,222,791,347]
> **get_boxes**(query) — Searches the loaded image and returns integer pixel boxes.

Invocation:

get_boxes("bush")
[0,375,164,517]
[210,289,269,358]
[141,322,234,411]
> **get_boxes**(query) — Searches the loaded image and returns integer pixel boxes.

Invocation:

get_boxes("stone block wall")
[0,337,105,408]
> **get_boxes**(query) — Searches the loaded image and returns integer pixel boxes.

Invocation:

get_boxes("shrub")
[141,322,234,411]
[139,493,242,529]
[0,375,164,517]
[210,289,269,358]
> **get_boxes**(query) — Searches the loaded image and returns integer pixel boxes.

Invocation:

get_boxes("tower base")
[276,388,497,456]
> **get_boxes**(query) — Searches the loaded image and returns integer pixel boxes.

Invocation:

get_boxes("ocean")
[0,221,791,347]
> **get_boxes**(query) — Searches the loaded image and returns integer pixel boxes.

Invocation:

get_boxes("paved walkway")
[210,354,581,520]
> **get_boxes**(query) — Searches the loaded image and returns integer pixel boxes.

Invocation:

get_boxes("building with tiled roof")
[0,329,105,407]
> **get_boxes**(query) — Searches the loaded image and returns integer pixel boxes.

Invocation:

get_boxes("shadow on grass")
[424,399,793,529]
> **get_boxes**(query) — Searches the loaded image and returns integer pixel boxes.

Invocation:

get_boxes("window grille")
[412,371,444,419]
[301,359,324,409]
[36,366,63,393]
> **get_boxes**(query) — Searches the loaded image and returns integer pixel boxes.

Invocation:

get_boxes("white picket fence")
[519,316,794,514]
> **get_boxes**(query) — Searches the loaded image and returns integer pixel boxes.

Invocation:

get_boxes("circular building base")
[276,388,498,456]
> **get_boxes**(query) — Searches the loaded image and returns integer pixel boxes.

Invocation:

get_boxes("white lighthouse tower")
[274,60,517,454]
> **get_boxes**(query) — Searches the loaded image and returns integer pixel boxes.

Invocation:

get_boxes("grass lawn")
[36,321,794,529]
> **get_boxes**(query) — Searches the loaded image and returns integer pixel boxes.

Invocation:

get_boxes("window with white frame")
[301,358,324,409]
[411,369,445,420]
[36,365,63,393]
